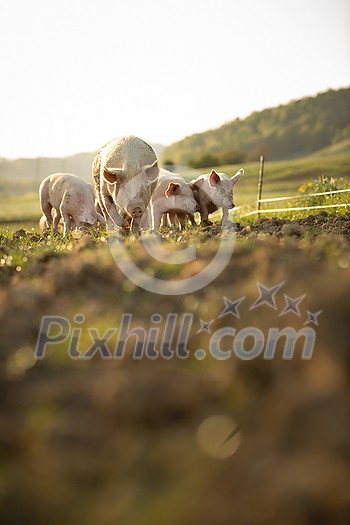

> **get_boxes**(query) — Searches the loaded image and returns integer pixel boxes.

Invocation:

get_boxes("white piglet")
[190,168,244,227]
[39,173,104,235]
[141,169,197,230]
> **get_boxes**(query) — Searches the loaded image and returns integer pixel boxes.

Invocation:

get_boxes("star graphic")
[196,319,213,334]
[218,296,246,319]
[304,310,322,326]
[279,294,306,317]
[249,281,285,310]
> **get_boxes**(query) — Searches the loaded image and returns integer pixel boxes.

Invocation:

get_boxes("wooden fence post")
[257,155,265,215]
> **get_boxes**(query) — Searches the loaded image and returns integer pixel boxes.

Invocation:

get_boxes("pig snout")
[78,211,97,225]
[224,197,235,209]
[186,198,197,215]
[130,207,143,219]
[78,223,92,231]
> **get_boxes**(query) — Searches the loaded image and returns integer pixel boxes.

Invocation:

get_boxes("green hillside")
[162,87,350,166]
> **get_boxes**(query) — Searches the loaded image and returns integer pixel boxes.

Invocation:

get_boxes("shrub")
[188,153,220,169]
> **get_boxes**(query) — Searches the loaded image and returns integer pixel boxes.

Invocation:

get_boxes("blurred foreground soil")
[0,214,350,525]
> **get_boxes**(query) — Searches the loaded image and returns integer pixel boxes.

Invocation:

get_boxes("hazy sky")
[0,0,349,159]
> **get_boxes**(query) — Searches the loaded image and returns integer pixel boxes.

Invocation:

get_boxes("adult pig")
[92,136,159,234]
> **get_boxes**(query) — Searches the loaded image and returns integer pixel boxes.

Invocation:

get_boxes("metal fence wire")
[235,156,350,218]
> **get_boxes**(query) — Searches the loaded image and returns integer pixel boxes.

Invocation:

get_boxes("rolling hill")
[161,87,350,166]
[0,144,165,197]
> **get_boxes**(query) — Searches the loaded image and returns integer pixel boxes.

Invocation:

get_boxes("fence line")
[238,202,350,218]
[259,187,350,204]
[233,189,350,213]
[257,155,265,212]
[233,160,350,219]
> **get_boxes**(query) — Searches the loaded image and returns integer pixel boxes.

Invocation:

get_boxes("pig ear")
[231,168,244,185]
[165,182,181,197]
[189,177,204,190]
[104,167,124,184]
[145,160,159,181]
[209,169,221,186]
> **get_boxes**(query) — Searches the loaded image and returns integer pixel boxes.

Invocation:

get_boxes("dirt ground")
[0,213,350,525]
[237,211,350,243]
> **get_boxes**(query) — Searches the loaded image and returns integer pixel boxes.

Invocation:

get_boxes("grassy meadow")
[0,148,349,225]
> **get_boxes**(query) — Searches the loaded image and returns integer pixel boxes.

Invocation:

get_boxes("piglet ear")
[209,169,220,186]
[104,167,124,184]
[165,182,181,197]
[231,168,244,185]
[189,177,204,190]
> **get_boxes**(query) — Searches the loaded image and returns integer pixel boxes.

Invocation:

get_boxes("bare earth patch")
[0,213,349,525]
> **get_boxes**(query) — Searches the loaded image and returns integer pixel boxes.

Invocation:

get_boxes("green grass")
[234,174,350,222]
[230,153,349,206]
[0,228,76,276]
[0,192,40,221]
[308,138,350,157]
[0,150,349,223]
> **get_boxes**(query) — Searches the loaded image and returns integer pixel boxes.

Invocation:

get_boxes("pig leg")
[39,180,54,228]
[140,205,156,231]
[140,203,153,230]
[161,214,169,228]
[179,213,196,228]
[96,194,108,224]
[176,213,186,229]
[188,214,196,226]
[148,206,156,231]
[41,200,53,228]
[140,207,151,230]
[60,207,73,236]
[221,207,235,229]
[182,213,196,228]
[196,191,213,226]
[152,207,163,230]
[199,203,213,226]
[168,212,178,229]
[131,217,141,236]
[52,210,62,231]
[39,214,48,231]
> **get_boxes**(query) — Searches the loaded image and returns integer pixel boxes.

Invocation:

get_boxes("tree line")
[162,88,350,168]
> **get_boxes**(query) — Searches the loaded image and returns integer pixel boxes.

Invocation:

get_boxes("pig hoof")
[222,221,236,230]
[201,219,213,227]
[223,221,240,231]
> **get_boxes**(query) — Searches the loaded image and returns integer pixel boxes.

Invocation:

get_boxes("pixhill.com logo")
[35,281,321,361]
[193,281,321,361]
